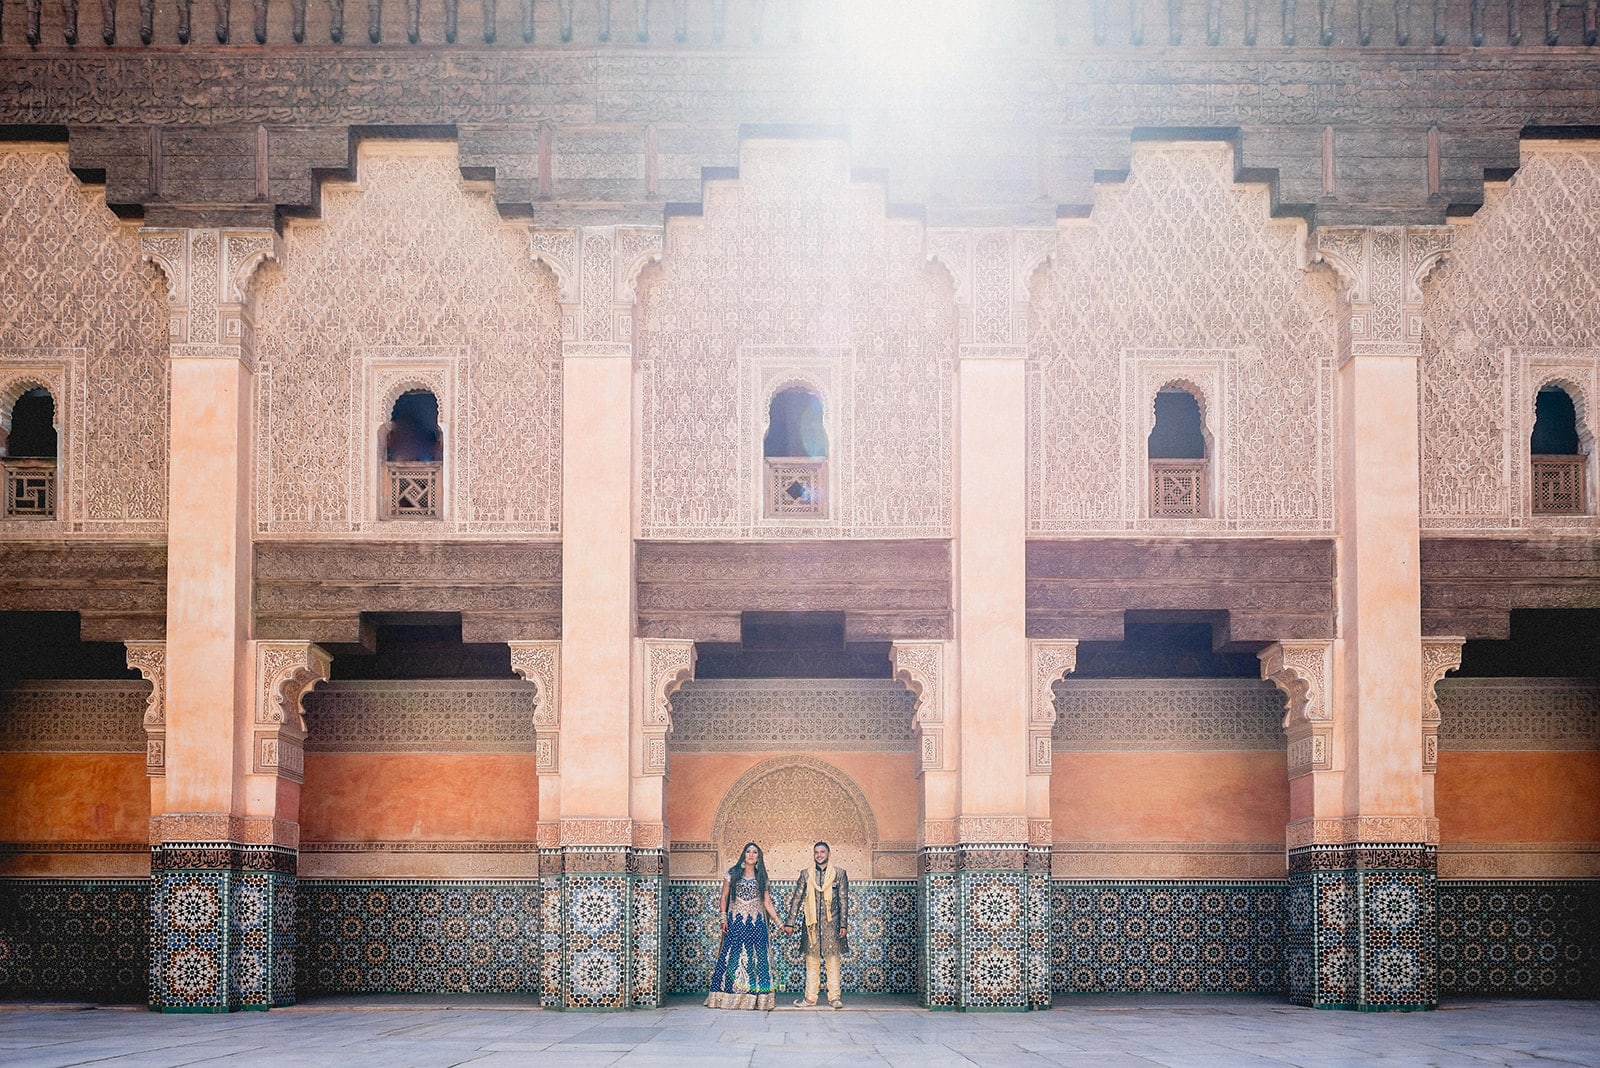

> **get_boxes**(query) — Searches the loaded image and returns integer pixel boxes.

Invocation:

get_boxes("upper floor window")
[382,390,442,520]
[1147,387,1207,518]
[3,387,57,519]
[763,386,827,519]
[1530,385,1586,516]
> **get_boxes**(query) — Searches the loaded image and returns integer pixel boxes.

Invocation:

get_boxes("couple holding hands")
[704,840,849,1011]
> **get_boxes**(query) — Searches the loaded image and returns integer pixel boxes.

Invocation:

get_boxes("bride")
[704,841,786,1010]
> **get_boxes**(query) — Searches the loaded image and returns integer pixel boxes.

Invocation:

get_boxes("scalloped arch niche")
[711,756,876,879]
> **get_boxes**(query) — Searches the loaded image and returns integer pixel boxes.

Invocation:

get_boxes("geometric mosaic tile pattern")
[564,874,630,1009]
[150,845,298,1013]
[0,880,149,1003]
[919,870,959,1007]
[297,881,541,996]
[664,880,917,996]
[1287,847,1437,1011]
[1051,881,1288,996]
[1438,881,1600,998]
[962,869,1032,1008]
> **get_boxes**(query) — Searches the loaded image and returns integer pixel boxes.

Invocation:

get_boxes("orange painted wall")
[1437,751,1600,842]
[668,752,920,844]
[1050,751,1288,843]
[0,753,148,842]
[301,753,539,842]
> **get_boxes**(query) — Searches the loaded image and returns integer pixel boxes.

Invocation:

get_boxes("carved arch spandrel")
[124,640,165,776]
[1258,639,1334,779]
[1029,639,1079,775]
[253,640,331,784]
[891,640,948,774]
[1420,637,1464,774]
[509,639,561,774]
[639,637,695,777]
[711,754,878,878]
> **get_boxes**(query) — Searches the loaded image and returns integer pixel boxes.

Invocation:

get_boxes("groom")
[782,841,850,1008]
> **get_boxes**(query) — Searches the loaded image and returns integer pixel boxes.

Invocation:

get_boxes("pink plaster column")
[140,226,294,1011]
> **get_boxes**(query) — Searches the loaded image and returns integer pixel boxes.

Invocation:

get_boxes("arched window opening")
[382,390,442,519]
[1148,388,1208,518]
[3,387,57,519]
[1531,385,1587,516]
[763,387,827,519]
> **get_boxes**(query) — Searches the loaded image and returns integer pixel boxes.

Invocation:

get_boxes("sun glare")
[837,0,980,82]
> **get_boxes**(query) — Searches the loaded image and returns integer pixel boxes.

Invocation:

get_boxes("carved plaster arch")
[1013,228,1060,304]
[1029,640,1079,775]
[1258,639,1334,779]
[1530,374,1596,445]
[0,376,59,435]
[761,376,831,457]
[641,637,695,776]
[1420,637,1464,774]
[711,754,879,877]
[528,228,579,305]
[616,236,664,305]
[254,641,332,784]
[891,640,948,774]
[1149,377,1216,458]
[509,640,561,773]
[225,233,282,305]
[124,641,166,776]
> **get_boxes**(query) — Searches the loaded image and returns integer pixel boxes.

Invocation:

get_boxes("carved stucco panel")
[712,754,877,877]
[638,138,954,539]
[1028,639,1078,775]
[1029,143,1336,535]
[253,640,331,784]
[891,640,948,773]
[1420,637,1464,773]
[509,640,561,774]
[0,147,167,535]
[1258,638,1334,779]
[638,638,695,777]
[1422,145,1600,531]
[253,144,561,537]
[124,641,166,775]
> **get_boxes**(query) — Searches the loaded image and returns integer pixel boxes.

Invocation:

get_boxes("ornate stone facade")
[637,139,955,540]
[1423,145,1600,532]
[252,143,562,538]
[0,147,167,539]
[1029,143,1338,535]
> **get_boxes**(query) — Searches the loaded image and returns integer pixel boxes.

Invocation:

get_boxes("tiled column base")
[538,846,664,1010]
[919,845,1051,1011]
[1286,843,1437,1011]
[150,842,296,1012]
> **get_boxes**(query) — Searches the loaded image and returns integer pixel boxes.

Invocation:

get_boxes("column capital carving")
[1259,639,1335,778]
[124,640,166,777]
[1028,639,1079,776]
[1420,637,1465,774]
[139,227,282,368]
[1314,225,1452,360]
[891,640,950,774]
[252,640,331,784]
[531,224,662,345]
[637,637,695,778]
[509,640,562,774]
[926,226,1057,346]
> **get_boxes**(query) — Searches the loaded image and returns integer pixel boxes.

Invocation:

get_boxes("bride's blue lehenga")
[705,873,776,1010]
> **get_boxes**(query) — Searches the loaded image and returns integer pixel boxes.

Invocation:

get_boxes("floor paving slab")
[0,996,1597,1066]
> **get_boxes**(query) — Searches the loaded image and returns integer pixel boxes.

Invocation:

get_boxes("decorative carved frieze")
[0,680,147,755]
[252,640,331,784]
[1437,677,1600,751]
[668,679,915,753]
[508,640,561,773]
[1286,815,1440,849]
[1419,637,1464,773]
[1027,639,1078,775]
[1258,639,1334,779]
[891,640,948,773]
[140,226,281,369]
[1315,225,1450,361]
[1051,678,1288,751]
[124,641,166,774]
[637,637,695,777]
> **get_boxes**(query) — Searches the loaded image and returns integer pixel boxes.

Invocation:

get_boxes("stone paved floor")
[1,995,1596,1067]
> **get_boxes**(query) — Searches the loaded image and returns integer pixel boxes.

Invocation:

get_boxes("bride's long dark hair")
[727,841,768,900]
